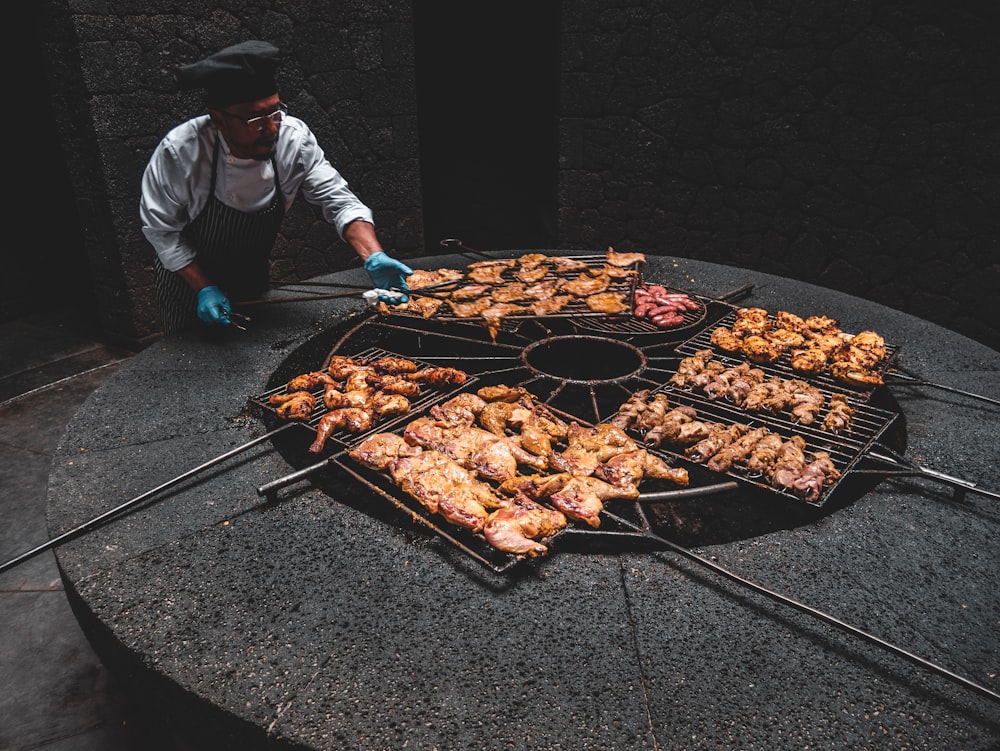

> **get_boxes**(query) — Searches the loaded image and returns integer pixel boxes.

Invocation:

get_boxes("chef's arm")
[176,261,231,325]
[176,260,214,291]
[342,219,384,263]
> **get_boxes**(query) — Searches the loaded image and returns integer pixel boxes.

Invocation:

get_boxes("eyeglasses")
[219,103,288,131]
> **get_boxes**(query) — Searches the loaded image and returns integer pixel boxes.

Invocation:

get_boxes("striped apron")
[154,135,285,333]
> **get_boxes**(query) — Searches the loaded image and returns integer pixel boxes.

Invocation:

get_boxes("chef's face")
[210,93,283,161]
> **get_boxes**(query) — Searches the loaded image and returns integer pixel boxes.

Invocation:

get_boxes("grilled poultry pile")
[612,389,842,502]
[709,307,889,388]
[376,248,645,340]
[347,383,689,557]
[669,349,856,433]
[267,355,469,454]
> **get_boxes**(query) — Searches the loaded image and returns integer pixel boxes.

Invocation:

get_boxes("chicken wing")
[269,391,316,420]
[483,495,567,557]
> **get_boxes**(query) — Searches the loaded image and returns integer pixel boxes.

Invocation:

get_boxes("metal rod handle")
[0,424,295,575]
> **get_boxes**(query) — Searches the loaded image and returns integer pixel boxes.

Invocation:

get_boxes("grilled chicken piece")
[327,356,366,379]
[765,328,806,353]
[409,366,468,388]
[595,449,689,488]
[406,268,464,288]
[379,296,444,318]
[731,308,772,338]
[710,326,744,353]
[586,291,629,314]
[775,310,809,334]
[484,495,567,557]
[345,368,376,392]
[388,450,500,531]
[370,356,418,374]
[269,391,316,420]
[523,280,560,300]
[849,330,887,360]
[403,416,546,481]
[287,371,337,391]
[480,302,530,340]
[549,474,639,528]
[822,393,854,433]
[789,347,828,376]
[549,423,638,475]
[686,423,748,463]
[643,405,699,447]
[309,407,373,453]
[429,392,487,425]
[465,260,514,284]
[804,315,840,334]
[741,335,781,364]
[605,247,646,267]
[479,400,531,436]
[371,392,411,420]
[323,384,373,410]
[836,343,883,371]
[348,432,423,470]
[514,265,550,284]
[517,252,549,269]
[560,271,611,297]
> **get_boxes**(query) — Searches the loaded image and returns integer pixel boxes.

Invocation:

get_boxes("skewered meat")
[605,247,646,267]
[790,451,841,502]
[348,432,423,470]
[669,349,715,388]
[309,407,373,453]
[287,371,337,391]
[635,393,672,431]
[409,367,468,388]
[483,494,567,557]
[785,380,825,425]
[705,426,769,472]
[768,436,808,490]
[686,423,748,463]
[594,449,689,488]
[744,432,784,474]
[367,373,422,397]
[822,393,854,433]
[269,391,316,420]
[585,291,629,314]
[610,389,651,429]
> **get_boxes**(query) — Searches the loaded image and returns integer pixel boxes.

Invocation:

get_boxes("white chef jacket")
[140,114,374,272]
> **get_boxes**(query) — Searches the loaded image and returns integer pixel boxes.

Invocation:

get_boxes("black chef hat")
[175,40,280,109]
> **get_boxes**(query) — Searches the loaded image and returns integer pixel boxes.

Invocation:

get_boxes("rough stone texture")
[47,253,1000,751]
[29,1,1000,352]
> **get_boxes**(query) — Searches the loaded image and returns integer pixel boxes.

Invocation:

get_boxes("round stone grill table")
[47,254,1000,750]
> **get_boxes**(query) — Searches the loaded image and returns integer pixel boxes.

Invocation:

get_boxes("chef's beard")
[252,141,277,161]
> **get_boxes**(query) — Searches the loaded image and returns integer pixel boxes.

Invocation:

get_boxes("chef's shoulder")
[154,114,215,164]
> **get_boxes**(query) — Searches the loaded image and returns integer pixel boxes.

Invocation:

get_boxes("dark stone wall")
[24,0,1000,351]
[559,0,999,351]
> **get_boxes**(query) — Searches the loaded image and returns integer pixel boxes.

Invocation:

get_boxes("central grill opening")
[521,335,646,383]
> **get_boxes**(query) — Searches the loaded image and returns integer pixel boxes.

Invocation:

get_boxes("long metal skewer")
[0,424,295,575]
[885,370,1000,407]
[603,505,1000,705]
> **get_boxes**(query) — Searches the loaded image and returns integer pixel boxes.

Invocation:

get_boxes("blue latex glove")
[197,285,232,325]
[364,252,414,303]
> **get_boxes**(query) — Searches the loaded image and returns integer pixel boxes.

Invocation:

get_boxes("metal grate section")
[248,347,475,452]
[623,382,899,507]
[384,254,641,322]
[676,309,898,395]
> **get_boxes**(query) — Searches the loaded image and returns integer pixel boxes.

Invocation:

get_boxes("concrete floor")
[0,311,177,751]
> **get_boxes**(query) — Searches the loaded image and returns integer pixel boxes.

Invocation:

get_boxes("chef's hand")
[364,252,413,303]
[197,285,232,325]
